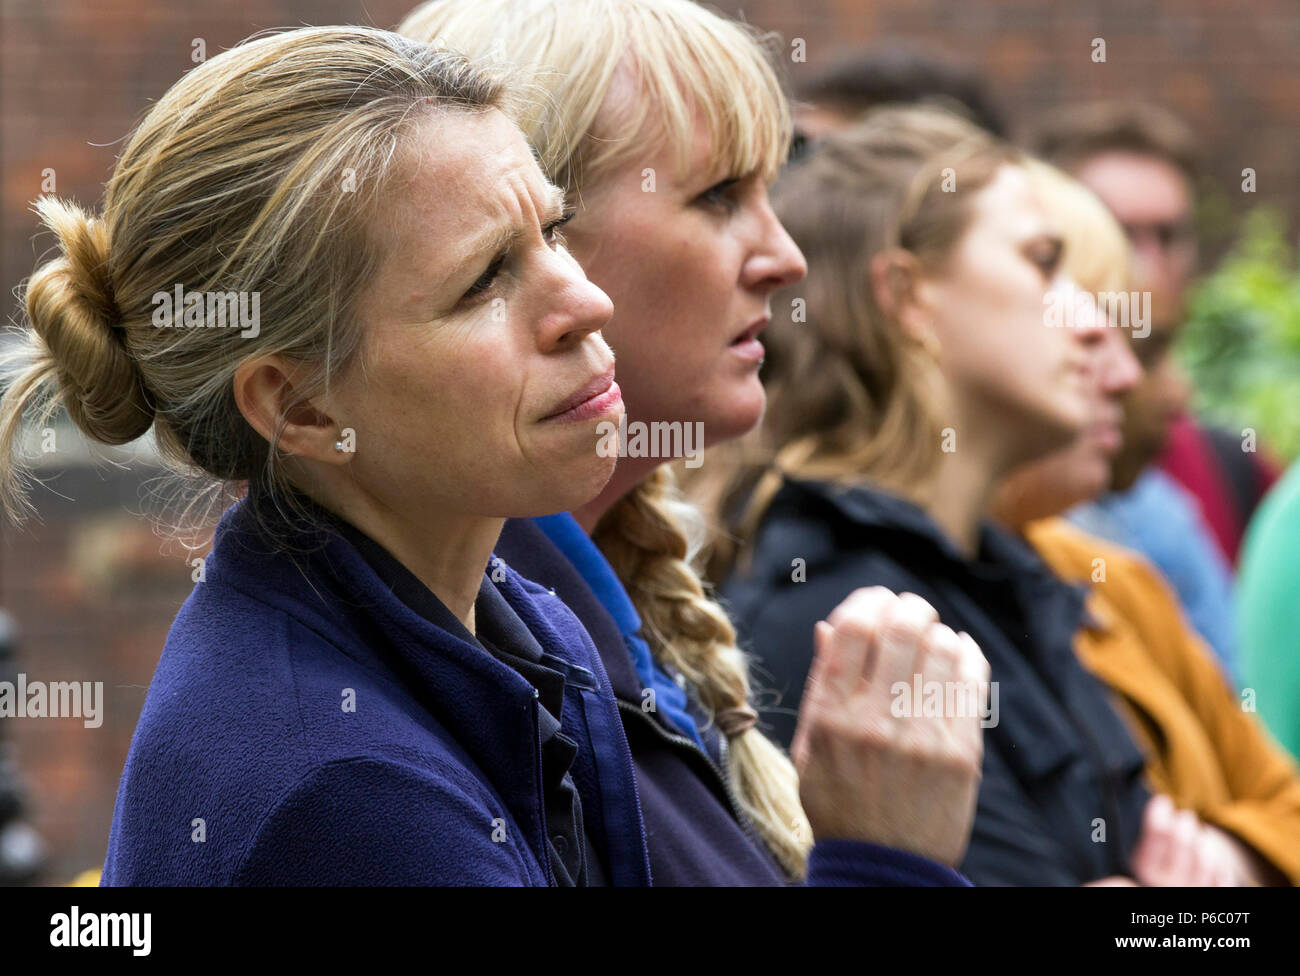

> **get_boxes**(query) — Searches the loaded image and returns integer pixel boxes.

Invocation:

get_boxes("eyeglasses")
[1119,219,1196,253]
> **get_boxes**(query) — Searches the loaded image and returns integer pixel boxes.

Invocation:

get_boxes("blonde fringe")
[593,465,811,879]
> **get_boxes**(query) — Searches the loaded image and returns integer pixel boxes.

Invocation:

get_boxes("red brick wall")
[2,0,1295,884]
[742,0,1300,252]
[0,466,212,884]
[5,1,1298,325]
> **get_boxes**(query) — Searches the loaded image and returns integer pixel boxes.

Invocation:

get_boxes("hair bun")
[24,196,155,445]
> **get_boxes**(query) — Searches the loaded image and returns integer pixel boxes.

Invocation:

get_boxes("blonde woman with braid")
[402,0,988,884]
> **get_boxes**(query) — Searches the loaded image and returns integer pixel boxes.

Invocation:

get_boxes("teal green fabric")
[1239,461,1300,760]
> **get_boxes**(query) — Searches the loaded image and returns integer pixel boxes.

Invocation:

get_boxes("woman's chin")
[1042,400,1094,453]
[543,455,619,517]
[702,379,766,446]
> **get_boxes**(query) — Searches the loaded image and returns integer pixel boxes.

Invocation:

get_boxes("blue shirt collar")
[531,512,706,751]
[531,512,645,637]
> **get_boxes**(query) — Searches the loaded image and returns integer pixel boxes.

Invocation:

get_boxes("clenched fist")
[791,587,990,867]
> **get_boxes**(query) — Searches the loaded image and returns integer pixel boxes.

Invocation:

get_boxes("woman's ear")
[869,248,940,353]
[232,356,348,465]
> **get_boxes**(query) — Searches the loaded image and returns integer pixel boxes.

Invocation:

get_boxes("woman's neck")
[316,487,503,633]
[923,427,1005,560]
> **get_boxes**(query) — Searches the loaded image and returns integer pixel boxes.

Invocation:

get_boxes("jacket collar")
[208,492,551,859]
[773,475,1093,660]
[497,517,646,704]
[776,476,1048,579]
[769,477,1144,786]
[498,516,726,767]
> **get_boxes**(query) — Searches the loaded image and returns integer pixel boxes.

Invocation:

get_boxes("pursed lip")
[540,366,617,421]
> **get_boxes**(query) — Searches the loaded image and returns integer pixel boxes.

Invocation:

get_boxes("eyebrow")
[454,181,568,280]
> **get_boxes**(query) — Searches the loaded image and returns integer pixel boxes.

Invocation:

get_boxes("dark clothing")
[329,514,604,886]
[720,477,1153,886]
[101,483,959,887]
[103,490,650,885]
[497,515,971,886]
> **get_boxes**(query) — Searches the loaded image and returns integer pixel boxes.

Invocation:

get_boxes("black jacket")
[496,516,971,885]
[720,477,1152,885]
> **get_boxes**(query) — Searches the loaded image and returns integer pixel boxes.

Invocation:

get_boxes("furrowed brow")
[423,181,571,306]
[462,182,567,268]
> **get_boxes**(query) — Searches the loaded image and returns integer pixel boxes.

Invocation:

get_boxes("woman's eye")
[697,177,741,211]
[1030,240,1063,278]
[462,255,505,302]
[461,211,577,305]
[543,210,575,249]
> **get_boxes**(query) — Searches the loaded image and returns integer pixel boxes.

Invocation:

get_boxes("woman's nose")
[1062,279,1107,346]
[1101,329,1142,398]
[537,254,614,352]
[742,201,807,293]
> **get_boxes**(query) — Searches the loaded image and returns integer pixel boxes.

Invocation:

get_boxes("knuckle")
[848,712,898,749]
[931,739,981,776]
[828,586,892,626]
[834,615,877,646]
[925,620,958,645]
[922,628,962,664]
[896,591,939,623]
[960,644,992,680]
[878,610,927,648]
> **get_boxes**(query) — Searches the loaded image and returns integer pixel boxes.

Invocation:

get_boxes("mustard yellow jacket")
[1025,517,1300,882]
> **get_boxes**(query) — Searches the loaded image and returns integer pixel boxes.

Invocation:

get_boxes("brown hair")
[1034,100,1201,184]
[1,27,517,541]
[796,44,1007,137]
[689,106,1021,578]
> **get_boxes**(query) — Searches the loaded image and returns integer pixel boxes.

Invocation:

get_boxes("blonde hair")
[1,27,516,538]
[400,0,791,196]
[1024,158,1133,295]
[690,106,1020,578]
[400,0,810,877]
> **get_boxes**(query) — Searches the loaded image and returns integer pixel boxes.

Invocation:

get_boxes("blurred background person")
[0,610,46,883]
[1035,102,1284,677]
[991,161,1299,884]
[712,107,1160,885]
[1238,456,1300,763]
[791,43,1007,154]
